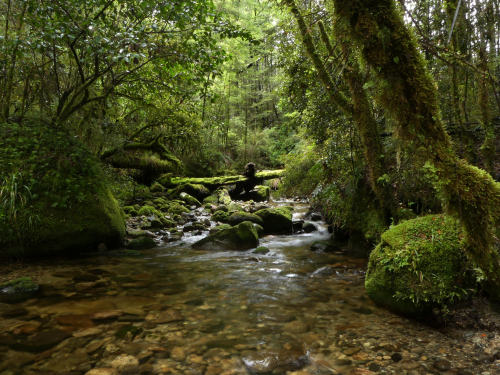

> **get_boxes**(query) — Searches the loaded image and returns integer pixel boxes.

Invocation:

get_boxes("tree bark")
[332,0,500,298]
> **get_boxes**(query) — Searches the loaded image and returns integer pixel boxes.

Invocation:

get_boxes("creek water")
[0,201,499,375]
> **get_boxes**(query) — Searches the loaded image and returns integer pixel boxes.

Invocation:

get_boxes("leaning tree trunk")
[285,0,395,223]
[331,0,500,298]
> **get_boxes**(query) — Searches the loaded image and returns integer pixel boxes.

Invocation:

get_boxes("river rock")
[0,329,71,352]
[253,246,269,255]
[179,192,201,207]
[292,220,304,232]
[254,206,293,234]
[242,346,308,374]
[303,222,317,233]
[126,236,156,250]
[226,212,264,226]
[110,354,139,373]
[192,221,259,250]
[0,277,39,303]
[85,368,118,375]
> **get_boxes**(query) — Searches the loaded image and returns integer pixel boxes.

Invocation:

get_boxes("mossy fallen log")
[158,170,285,190]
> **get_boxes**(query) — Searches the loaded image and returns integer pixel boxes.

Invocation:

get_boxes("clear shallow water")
[0,202,499,375]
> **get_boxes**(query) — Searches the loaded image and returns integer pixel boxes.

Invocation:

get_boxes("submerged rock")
[255,206,293,234]
[242,346,308,374]
[0,277,39,303]
[126,236,156,250]
[192,221,259,250]
[310,240,338,253]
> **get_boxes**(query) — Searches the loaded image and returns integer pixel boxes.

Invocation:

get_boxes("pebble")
[85,369,118,375]
[170,346,186,361]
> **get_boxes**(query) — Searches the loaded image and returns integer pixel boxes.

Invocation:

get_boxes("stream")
[0,200,499,375]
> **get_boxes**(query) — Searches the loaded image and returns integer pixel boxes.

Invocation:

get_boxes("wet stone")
[85,368,118,375]
[391,353,403,362]
[433,358,451,371]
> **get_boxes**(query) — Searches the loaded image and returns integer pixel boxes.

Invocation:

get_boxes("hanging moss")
[332,0,500,299]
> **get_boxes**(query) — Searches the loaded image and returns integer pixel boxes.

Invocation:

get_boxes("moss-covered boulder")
[150,182,165,193]
[192,221,259,250]
[126,236,156,250]
[245,185,270,202]
[365,215,475,317]
[0,119,125,257]
[209,224,232,234]
[255,206,294,234]
[180,183,211,201]
[226,212,264,226]
[212,210,230,223]
[0,277,39,303]
[179,192,201,207]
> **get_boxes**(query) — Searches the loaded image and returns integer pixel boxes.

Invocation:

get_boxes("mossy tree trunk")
[285,0,395,223]
[331,0,500,298]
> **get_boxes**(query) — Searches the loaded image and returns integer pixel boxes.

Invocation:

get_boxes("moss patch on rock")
[0,277,39,303]
[0,119,125,257]
[192,221,259,251]
[226,212,264,226]
[126,236,156,250]
[365,214,476,317]
[255,206,294,234]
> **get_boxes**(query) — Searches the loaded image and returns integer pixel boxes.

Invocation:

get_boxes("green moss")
[179,183,211,201]
[212,210,230,223]
[209,224,232,234]
[0,119,126,257]
[150,182,165,193]
[137,205,162,217]
[365,215,476,316]
[192,221,258,250]
[226,212,264,226]
[126,236,156,250]
[0,277,39,303]
[253,246,269,255]
[255,207,293,234]
[332,0,500,298]
[164,201,189,216]
[179,192,201,207]
[123,206,138,216]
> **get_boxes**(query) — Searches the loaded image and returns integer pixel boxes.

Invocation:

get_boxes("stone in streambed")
[242,346,308,374]
[253,246,269,255]
[126,236,156,250]
[254,206,293,234]
[0,329,70,352]
[192,221,259,251]
[0,277,39,303]
[303,222,317,233]
[179,192,201,207]
[226,212,263,226]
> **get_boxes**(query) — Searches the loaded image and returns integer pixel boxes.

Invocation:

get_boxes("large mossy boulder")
[226,212,264,226]
[0,119,125,257]
[255,207,293,234]
[242,185,270,202]
[365,214,475,317]
[192,221,259,251]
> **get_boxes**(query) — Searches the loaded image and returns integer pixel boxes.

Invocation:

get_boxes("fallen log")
[158,170,285,190]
